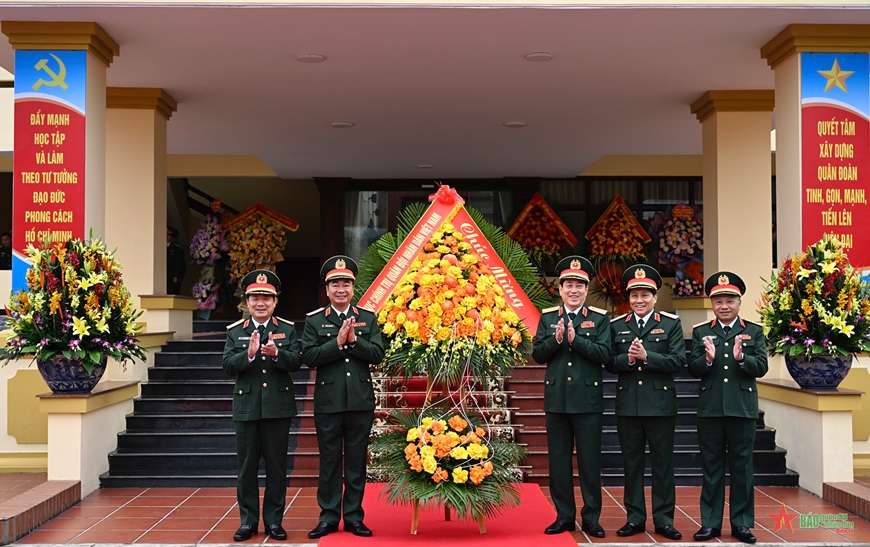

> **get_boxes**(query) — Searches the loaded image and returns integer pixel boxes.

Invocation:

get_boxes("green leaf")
[62,350,72,359]
[88,351,101,364]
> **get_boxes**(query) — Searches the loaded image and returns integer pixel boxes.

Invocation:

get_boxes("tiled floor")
[7,483,869,544]
[0,472,47,503]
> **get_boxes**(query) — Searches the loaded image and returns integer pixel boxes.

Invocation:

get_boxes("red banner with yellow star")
[801,53,870,267]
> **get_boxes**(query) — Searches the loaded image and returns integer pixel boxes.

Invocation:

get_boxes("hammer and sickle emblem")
[32,54,68,91]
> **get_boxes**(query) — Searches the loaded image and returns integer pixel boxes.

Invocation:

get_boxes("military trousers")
[234,417,292,526]
[616,415,676,527]
[698,416,756,528]
[314,409,375,525]
[546,411,603,525]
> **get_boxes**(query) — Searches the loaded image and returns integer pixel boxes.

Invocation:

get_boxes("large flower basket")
[759,235,870,389]
[37,354,107,393]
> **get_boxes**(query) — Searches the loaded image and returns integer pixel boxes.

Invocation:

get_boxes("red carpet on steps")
[319,482,576,546]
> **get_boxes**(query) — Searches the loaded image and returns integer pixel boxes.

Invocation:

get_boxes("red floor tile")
[35,517,101,532]
[139,487,198,496]
[135,530,210,543]
[840,528,870,541]
[73,530,147,543]
[84,487,147,497]
[55,505,118,518]
[279,517,318,531]
[151,517,222,531]
[200,530,262,543]
[192,487,238,496]
[15,529,83,544]
[126,495,190,507]
[182,495,238,506]
[112,506,174,518]
[773,527,844,542]
[171,505,236,518]
[88,517,161,531]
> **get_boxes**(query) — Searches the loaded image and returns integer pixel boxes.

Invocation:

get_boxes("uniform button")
[239,390,243,395]
[725,354,729,359]
[344,345,349,350]
[725,342,729,347]
[586,332,590,336]
[594,381,598,386]
[286,387,290,391]
[278,342,283,346]
[638,381,643,386]
[619,386,623,390]
[263,383,267,387]
[656,338,660,342]
[664,386,668,391]
[347,372,351,377]
[567,362,572,367]
[621,339,625,343]
[345,358,350,363]
[367,378,371,382]
[262,369,267,373]
[320,381,325,385]
[242,344,247,348]
[724,378,729,383]
[358,331,362,335]
[702,387,706,390]
[637,367,642,371]
[567,377,572,381]
[546,381,550,385]
[262,356,266,361]
[749,387,753,392]
[724,366,729,370]
[327,333,331,337]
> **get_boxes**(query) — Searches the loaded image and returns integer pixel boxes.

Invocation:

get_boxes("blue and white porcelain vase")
[783,353,852,390]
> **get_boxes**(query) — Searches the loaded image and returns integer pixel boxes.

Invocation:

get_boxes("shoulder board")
[610,313,628,323]
[659,311,679,320]
[276,317,295,326]
[742,318,763,327]
[306,307,325,317]
[586,306,607,316]
[693,320,710,329]
[542,306,560,313]
[356,306,375,317]
[226,318,244,329]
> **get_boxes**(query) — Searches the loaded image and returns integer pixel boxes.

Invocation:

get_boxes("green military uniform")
[606,265,685,531]
[222,270,302,532]
[688,272,768,533]
[302,256,385,529]
[532,256,610,532]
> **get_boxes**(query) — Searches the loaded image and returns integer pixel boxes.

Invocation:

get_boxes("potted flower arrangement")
[190,213,229,317]
[1,236,147,393]
[370,409,526,529]
[758,235,870,389]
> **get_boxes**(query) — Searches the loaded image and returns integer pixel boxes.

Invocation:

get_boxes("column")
[761,24,870,263]
[690,90,774,320]
[105,88,177,305]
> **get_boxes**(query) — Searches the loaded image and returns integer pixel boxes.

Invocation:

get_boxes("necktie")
[339,313,347,322]
[257,324,265,337]
[567,312,576,323]
[724,326,731,335]
[638,319,644,331]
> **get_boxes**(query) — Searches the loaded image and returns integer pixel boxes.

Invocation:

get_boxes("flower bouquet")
[190,214,228,266]
[226,215,286,287]
[759,235,870,357]
[1,235,147,375]
[370,408,527,523]
[670,275,704,298]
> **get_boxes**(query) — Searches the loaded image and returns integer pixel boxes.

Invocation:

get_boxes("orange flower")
[475,427,486,437]
[482,461,494,476]
[469,466,487,485]
[404,443,418,461]
[408,455,424,472]
[432,467,449,483]
[448,416,468,431]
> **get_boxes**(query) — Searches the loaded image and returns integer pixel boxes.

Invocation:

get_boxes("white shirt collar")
[332,305,351,316]
[634,310,654,324]
[563,305,582,315]
[719,318,739,330]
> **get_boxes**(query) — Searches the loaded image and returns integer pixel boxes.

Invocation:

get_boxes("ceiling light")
[297,53,326,64]
[417,164,434,169]
[331,122,354,128]
[525,52,554,62]
[503,122,526,128]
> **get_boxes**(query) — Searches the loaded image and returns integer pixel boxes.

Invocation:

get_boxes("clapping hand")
[566,320,575,344]
[261,332,278,358]
[346,317,357,344]
[628,338,647,363]
[703,335,716,364]
[554,320,565,344]
[733,336,743,362]
[248,330,261,359]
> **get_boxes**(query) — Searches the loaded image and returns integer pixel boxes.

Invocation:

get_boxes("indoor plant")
[1,236,147,392]
[758,235,870,389]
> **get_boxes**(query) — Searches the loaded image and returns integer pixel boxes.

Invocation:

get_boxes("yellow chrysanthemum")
[406,427,421,442]
[452,467,469,484]
[422,456,438,474]
[450,446,469,460]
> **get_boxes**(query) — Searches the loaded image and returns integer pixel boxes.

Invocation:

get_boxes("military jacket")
[166,242,186,281]
[301,306,385,414]
[532,305,611,413]
[688,317,768,419]
[606,310,685,417]
[222,316,303,421]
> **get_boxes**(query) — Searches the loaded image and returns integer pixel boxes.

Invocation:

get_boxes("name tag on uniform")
[581,321,595,328]
[549,324,558,328]
[651,328,665,334]
[355,322,367,327]
[272,333,286,339]
[740,334,752,340]
[617,331,630,335]
[322,324,335,328]
[238,336,251,341]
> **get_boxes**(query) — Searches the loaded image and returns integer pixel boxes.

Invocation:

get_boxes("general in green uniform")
[606,264,684,541]
[222,270,302,542]
[303,256,385,539]
[532,256,609,538]
[689,272,768,544]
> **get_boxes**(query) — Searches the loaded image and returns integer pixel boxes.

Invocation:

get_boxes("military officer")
[166,226,186,295]
[303,256,384,539]
[689,272,768,544]
[606,264,684,541]
[222,269,302,542]
[533,256,609,538]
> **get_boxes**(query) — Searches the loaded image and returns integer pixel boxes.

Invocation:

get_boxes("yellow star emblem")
[818,59,854,93]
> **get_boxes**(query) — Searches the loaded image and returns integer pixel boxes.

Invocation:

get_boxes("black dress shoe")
[581,522,605,538]
[544,520,576,534]
[345,521,373,537]
[693,527,721,541]
[616,522,646,536]
[265,524,287,540]
[233,524,256,541]
[308,521,339,539]
[732,526,757,544]
[655,525,683,540]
